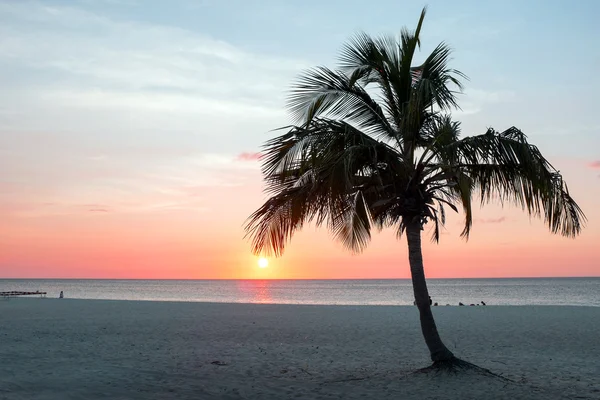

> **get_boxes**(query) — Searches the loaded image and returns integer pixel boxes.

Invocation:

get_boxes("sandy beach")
[1,299,598,399]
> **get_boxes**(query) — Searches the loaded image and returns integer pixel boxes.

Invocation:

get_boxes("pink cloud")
[236,152,261,161]
[588,160,600,169]
[477,217,506,224]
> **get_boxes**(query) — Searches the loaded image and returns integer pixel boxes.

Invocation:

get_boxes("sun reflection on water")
[237,280,273,304]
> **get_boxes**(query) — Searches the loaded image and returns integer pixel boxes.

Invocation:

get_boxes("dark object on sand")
[59,291,64,299]
[481,301,486,306]
[458,302,464,306]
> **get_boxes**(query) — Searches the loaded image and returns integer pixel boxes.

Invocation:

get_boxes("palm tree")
[244,8,585,367]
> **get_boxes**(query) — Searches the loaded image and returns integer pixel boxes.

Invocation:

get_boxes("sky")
[0,0,599,279]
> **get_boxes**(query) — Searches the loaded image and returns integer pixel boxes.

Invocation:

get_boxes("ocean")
[1,278,599,306]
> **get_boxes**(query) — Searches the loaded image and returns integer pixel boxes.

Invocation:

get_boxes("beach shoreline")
[1,298,599,399]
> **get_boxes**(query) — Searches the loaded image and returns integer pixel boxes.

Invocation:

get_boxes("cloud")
[476,217,506,224]
[0,1,304,147]
[236,152,262,161]
[466,89,516,103]
[0,3,307,109]
[0,2,298,219]
[454,89,516,117]
[78,0,140,5]
[588,161,600,169]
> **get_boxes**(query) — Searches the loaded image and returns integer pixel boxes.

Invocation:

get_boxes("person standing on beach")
[59,291,63,299]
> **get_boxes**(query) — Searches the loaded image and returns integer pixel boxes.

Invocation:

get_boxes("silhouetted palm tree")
[245,8,585,367]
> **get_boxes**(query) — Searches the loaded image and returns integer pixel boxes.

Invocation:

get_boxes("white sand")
[0,299,598,399]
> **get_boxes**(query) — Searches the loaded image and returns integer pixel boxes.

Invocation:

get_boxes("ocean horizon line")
[1,276,599,281]
[3,277,598,307]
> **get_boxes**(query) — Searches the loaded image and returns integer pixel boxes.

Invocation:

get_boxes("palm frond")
[426,126,586,237]
[287,66,395,138]
[330,190,372,253]
[245,186,311,257]
[246,118,404,255]
[396,7,427,106]
[418,115,461,163]
[338,32,403,131]
[453,170,474,238]
[411,43,467,112]
[401,44,466,155]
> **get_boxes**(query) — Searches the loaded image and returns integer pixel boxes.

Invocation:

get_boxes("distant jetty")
[1,290,47,298]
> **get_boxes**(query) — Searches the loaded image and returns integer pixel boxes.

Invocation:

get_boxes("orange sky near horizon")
[1,158,598,280]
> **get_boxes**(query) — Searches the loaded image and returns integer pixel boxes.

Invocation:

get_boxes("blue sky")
[1,0,598,161]
[1,0,599,278]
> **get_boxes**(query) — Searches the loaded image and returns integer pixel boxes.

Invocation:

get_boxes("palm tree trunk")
[405,220,454,362]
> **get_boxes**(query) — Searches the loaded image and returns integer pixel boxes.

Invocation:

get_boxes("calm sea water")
[1,278,598,306]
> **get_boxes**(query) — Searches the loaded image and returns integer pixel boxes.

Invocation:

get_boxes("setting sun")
[258,258,269,268]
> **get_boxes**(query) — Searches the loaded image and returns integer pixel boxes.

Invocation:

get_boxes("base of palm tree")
[416,357,512,381]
